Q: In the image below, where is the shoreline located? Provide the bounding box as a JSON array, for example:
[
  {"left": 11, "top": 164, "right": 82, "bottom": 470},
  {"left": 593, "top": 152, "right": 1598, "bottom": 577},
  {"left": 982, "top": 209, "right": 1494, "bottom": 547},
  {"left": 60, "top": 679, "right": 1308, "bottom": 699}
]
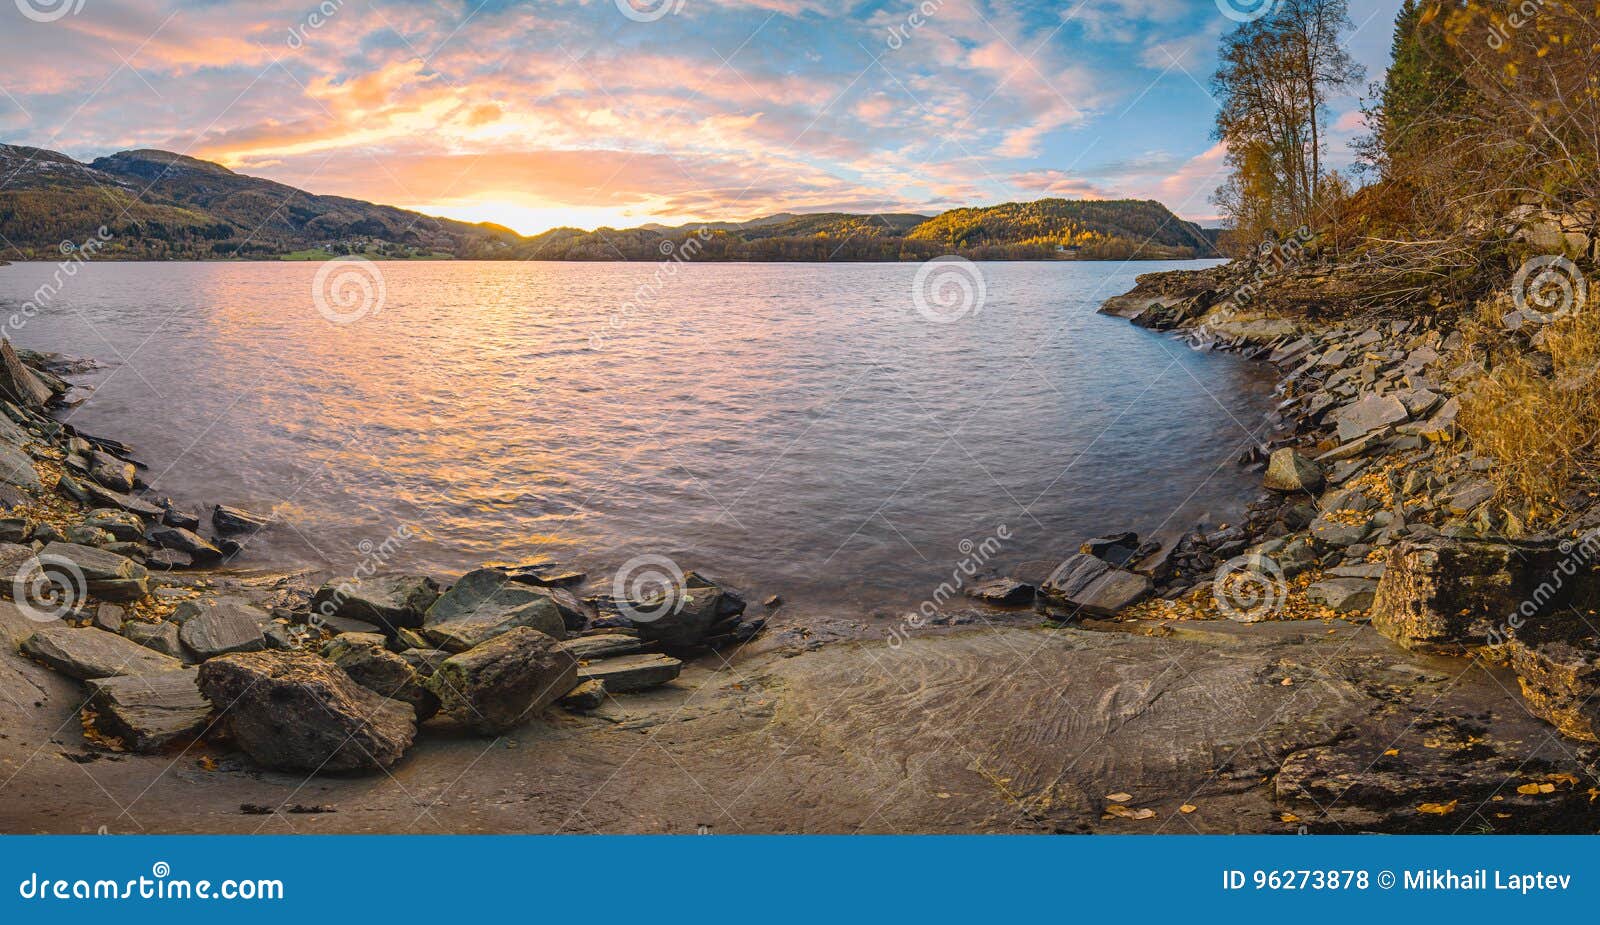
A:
[{"left": 2, "top": 264, "right": 1599, "bottom": 833}]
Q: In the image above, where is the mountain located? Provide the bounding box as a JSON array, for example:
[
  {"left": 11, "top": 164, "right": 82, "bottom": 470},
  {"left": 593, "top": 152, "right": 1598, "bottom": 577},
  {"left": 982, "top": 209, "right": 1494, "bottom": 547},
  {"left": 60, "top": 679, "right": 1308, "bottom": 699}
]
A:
[{"left": 0, "top": 144, "right": 1216, "bottom": 261}]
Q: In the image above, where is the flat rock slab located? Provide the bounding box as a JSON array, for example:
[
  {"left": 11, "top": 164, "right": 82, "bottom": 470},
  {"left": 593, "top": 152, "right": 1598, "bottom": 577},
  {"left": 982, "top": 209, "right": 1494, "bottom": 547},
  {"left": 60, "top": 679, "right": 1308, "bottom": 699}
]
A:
[
  {"left": 21, "top": 625, "right": 184, "bottom": 679},
  {"left": 37, "top": 541, "right": 149, "bottom": 602},
  {"left": 311, "top": 574, "right": 439, "bottom": 631},
  {"left": 559, "top": 634, "right": 649, "bottom": 660},
  {"left": 1040, "top": 554, "right": 1152, "bottom": 617},
  {"left": 1334, "top": 393, "right": 1409, "bottom": 442},
  {"left": 177, "top": 601, "right": 267, "bottom": 660},
  {"left": 578, "top": 653, "right": 683, "bottom": 693},
  {"left": 423, "top": 568, "right": 565, "bottom": 652},
  {"left": 86, "top": 670, "right": 211, "bottom": 752}
]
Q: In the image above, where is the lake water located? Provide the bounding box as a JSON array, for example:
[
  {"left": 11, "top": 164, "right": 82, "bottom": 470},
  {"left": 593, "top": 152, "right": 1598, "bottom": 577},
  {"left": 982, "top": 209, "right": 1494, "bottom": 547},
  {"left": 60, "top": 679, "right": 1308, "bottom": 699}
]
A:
[{"left": 0, "top": 259, "right": 1276, "bottom": 613}]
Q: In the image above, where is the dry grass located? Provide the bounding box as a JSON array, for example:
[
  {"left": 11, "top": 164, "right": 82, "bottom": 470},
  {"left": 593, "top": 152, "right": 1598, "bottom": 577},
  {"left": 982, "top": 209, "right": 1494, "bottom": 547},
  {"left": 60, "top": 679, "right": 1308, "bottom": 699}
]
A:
[{"left": 1459, "top": 292, "right": 1600, "bottom": 511}]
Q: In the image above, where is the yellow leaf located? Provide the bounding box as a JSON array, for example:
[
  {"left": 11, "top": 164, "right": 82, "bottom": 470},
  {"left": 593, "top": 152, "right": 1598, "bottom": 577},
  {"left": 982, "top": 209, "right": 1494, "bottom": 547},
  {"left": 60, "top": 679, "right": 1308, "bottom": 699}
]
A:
[
  {"left": 1419, "top": 800, "right": 1458, "bottom": 815},
  {"left": 1106, "top": 792, "right": 1132, "bottom": 803},
  {"left": 1281, "top": 812, "right": 1300, "bottom": 823},
  {"left": 1180, "top": 804, "right": 1197, "bottom": 814},
  {"left": 1517, "top": 783, "right": 1542, "bottom": 795},
  {"left": 1383, "top": 748, "right": 1399, "bottom": 757}
]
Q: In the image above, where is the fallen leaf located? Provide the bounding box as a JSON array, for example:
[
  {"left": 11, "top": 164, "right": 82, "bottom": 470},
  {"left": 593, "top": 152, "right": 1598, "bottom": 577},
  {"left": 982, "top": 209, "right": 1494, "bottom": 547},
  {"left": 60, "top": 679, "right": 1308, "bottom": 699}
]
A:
[
  {"left": 198, "top": 756, "right": 218, "bottom": 772},
  {"left": 1280, "top": 812, "right": 1300, "bottom": 823},
  {"left": 1517, "top": 783, "right": 1542, "bottom": 795},
  {"left": 1180, "top": 804, "right": 1197, "bottom": 814},
  {"left": 1419, "top": 800, "right": 1458, "bottom": 815},
  {"left": 1383, "top": 748, "right": 1399, "bottom": 757},
  {"left": 1106, "top": 792, "right": 1132, "bottom": 803}
]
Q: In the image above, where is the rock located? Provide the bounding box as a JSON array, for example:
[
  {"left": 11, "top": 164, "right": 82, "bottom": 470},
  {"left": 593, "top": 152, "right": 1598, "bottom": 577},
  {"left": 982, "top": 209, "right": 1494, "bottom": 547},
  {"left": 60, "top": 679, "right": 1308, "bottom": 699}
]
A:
[
  {"left": 198, "top": 651, "right": 415, "bottom": 773},
  {"left": 558, "top": 633, "right": 649, "bottom": 660},
  {"left": 212, "top": 504, "right": 270, "bottom": 535},
  {"left": 422, "top": 568, "right": 565, "bottom": 652},
  {"left": 1306, "top": 578, "right": 1378, "bottom": 613},
  {"left": 1371, "top": 538, "right": 1584, "bottom": 655},
  {"left": 496, "top": 561, "right": 586, "bottom": 587},
  {"left": 1039, "top": 553, "right": 1153, "bottom": 617},
  {"left": 577, "top": 653, "right": 683, "bottom": 693},
  {"left": 1509, "top": 639, "right": 1600, "bottom": 741},
  {"left": 1307, "top": 511, "right": 1374, "bottom": 548},
  {"left": 83, "top": 483, "right": 163, "bottom": 519},
  {"left": 89, "top": 451, "right": 135, "bottom": 492},
  {"left": 1262, "top": 449, "right": 1324, "bottom": 493},
  {"left": 20, "top": 625, "right": 184, "bottom": 679},
  {"left": 424, "top": 627, "right": 578, "bottom": 734},
  {"left": 38, "top": 541, "right": 149, "bottom": 601},
  {"left": 397, "top": 647, "right": 450, "bottom": 677},
  {"left": 1079, "top": 533, "right": 1139, "bottom": 559},
  {"left": 144, "top": 548, "right": 193, "bottom": 571},
  {"left": 964, "top": 577, "right": 1035, "bottom": 606},
  {"left": 621, "top": 571, "right": 739, "bottom": 650},
  {"left": 1315, "top": 432, "right": 1385, "bottom": 463},
  {"left": 91, "top": 602, "right": 124, "bottom": 633},
  {"left": 311, "top": 574, "right": 440, "bottom": 632},
  {"left": 1444, "top": 479, "right": 1495, "bottom": 514},
  {"left": 119, "top": 620, "right": 185, "bottom": 659},
  {"left": 85, "top": 670, "right": 210, "bottom": 752},
  {"left": 82, "top": 508, "right": 145, "bottom": 542},
  {"left": 0, "top": 340, "right": 54, "bottom": 409},
  {"left": 64, "top": 524, "right": 116, "bottom": 547},
  {"left": 322, "top": 634, "right": 438, "bottom": 721},
  {"left": 0, "top": 444, "right": 40, "bottom": 491},
  {"left": 161, "top": 503, "right": 201, "bottom": 531},
  {"left": 176, "top": 599, "right": 268, "bottom": 660},
  {"left": 147, "top": 525, "right": 223, "bottom": 565},
  {"left": 1333, "top": 393, "right": 1409, "bottom": 442},
  {"left": 0, "top": 516, "right": 30, "bottom": 543},
  {"left": 558, "top": 678, "right": 606, "bottom": 711}
]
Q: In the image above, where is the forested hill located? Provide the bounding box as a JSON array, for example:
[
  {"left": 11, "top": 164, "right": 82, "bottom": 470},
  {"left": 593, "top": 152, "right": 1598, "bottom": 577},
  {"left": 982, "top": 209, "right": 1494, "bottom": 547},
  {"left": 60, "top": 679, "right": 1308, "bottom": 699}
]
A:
[{"left": 0, "top": 144, "right": 1216, "bottom": 261}]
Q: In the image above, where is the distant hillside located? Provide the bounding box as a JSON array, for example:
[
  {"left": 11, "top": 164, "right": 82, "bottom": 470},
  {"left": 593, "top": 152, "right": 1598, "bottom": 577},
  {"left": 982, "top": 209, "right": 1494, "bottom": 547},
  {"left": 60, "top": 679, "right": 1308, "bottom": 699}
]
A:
[{"left": 0, "top": 144, "right": 1216, "bottom": 261}]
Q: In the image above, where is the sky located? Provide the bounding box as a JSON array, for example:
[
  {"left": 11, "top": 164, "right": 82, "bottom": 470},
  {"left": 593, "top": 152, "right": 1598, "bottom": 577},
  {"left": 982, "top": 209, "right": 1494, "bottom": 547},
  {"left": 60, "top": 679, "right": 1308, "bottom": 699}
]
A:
[{"left": 0, "top": 0, "right": 1404, "bottom": 234}]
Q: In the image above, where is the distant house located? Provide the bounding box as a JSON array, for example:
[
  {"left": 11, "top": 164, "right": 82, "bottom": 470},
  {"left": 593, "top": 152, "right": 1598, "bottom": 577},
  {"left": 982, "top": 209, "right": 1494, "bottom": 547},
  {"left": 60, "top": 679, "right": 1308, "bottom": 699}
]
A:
[{"left": 1055, "top": 245, "right": 1080, "bottom": 257}]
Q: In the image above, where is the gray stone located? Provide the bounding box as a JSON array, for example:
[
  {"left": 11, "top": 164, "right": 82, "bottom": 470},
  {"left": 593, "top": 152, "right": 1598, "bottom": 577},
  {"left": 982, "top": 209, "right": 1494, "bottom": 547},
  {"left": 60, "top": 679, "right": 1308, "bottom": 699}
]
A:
[
  {"left": 1444, "top": 479, "right": 1495, "bottom": 514},
  {"left": 311, "top": 574, "right": 440, "bottom": 632},
  {"left": 322, "top": 633, "right": 438, "bottom": 721},
  {"left": 84, "top": 484, "right": 163, "bottom": 519},
  {"left": 1333, "top": 394, "right": 1409, "bottom": 442},
  {"left": 0, "top": 516, "right": 31, "bottom": 543},
  {"left": 20, "top": 625, "right": 184, "bottom": 679},
  {"left": 1039, "top": 553, "right": 1153, "bottom": 617},
  {"left": 197, "top": 650, "right": 415, "bottom": 773},
  {"left": 577, "top": 653, "right": 683, "bottom": 693},
  {"left": 1307, "top": 578, "right": 1378, "bottom": 613},
  {"left": 423, "top": 568, "right": 565, "bottom": 652},
  {"left": 85, "top": 670, "right": 210, "bottom": 752},
  {"left": 0, "top": 340, "right": 53, "bottom": 409},
  {"left": 619, "top": 571, "right": 740, "bottom": 650},
  {"left": 91, "top": 602, "right": 124, "bottom": 633},
  {"left": 1508, "top": 640, "right": 1600, "bottom": 742},
  {"left": 37, "top": 541, "right": 149, "bottom": 601},
  {"left": 1307, "top": 511, "right": 1374, "bottom": 548},
  {"left": 147, "top": 526, "right": 223, "bottom": 565},
  {"left": 119, "top": 620, "right": 185, "bottom": 659},
  {"left": 211, "top": 504, "right": 270, "bottom": 535},
  {"left": 558, "top": 678, "right": 606, "bottom": 711},
  {"left": 964, "top": 577, "right": 1035, "bottom": 606},
  {"left": 89, "top": 451, "right": 135, "bottom": 492},
  {"left": 424, "top": 627, "right": 579, "bottom": 734},
  {"left": 1263, "top": 449, "right": 1324, "bottom": 493},
  {"left": 496, "top": 561, "right": 587, "bottom": 587},
  {"left": 82, "top": 508, "right": 145, "bottom": 541},
  {"left": 177, "top": 600, "right": 268, "bottom": 660},
  {"left": 0, "top": 444, "right": 40, "bottom": 491},
  {"left": 558, "top": 633, "right": 649, "bottom": 660}
]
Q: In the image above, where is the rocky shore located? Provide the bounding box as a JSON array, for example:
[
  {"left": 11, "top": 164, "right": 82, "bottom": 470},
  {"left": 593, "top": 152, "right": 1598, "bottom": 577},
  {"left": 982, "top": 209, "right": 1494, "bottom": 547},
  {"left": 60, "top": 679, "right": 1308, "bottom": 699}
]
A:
[{"left": 3, "top": 259, "right": 1600, "bottom": 833}]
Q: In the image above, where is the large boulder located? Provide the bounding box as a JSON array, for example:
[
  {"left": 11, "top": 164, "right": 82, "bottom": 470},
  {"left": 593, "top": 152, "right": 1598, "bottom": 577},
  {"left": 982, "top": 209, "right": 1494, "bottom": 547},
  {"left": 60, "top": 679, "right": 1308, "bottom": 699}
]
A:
[
  {"left": 20, "top": 625, "right": 184, "bottom": 679},
  {"left": 1039, "top": 553, "right": 1153, "bottom": 617},
  {"left": 322, "top": 633, "right": 439, "bottom": 721},
  {"left": 85, "top": 670, "right": 211, "bottom": 752},
  {"left": 424, "top": 627, "right": 578, "bottom": 734},
  {"left": 37, "top": 541, "right": 149, "bottom": 601},
  {"left": 1372, "top": 538, "right": 1591, "bottom": 655},
  {"left": 197, "top": 650, "right": 416, "bottom": 773},
  {"left": 422, "top": 568, "right": 565, "bottom": 652},
  {"left": 311, "top": 574, "right": 440, "bottom": 632}
]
